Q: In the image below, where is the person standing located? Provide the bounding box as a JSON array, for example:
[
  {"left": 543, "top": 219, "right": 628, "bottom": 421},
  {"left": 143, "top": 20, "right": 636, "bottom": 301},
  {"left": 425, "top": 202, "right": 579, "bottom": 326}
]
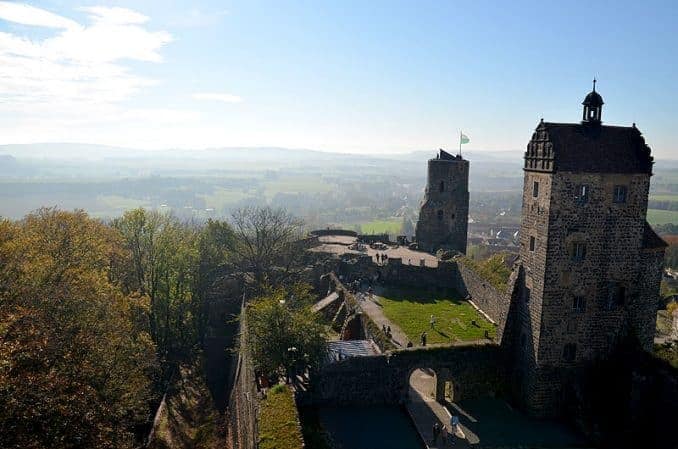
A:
[
  {"left": 421, "top": 331, "right": 427, "bottom": 346},
  {"left": 432, "top": 421, "right": 440, "bottom": 445},
  {"left": 430, "top": 314, "right": 436, "bottom": 329}
]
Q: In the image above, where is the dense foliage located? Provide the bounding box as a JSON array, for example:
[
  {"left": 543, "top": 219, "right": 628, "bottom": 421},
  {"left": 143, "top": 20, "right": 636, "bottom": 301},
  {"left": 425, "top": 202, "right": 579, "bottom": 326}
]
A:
[
  {"left": 0, "top": 208, "right": 239, "bottom": 448},
  {"left": 0, "top": 204, "right": 319, "bottom": 448},
  {"left": 247, "top": 284, "right": 327, "bottom": 380},
  {"left": 0, "top": 209, "right": 157, "bottom": 448}
]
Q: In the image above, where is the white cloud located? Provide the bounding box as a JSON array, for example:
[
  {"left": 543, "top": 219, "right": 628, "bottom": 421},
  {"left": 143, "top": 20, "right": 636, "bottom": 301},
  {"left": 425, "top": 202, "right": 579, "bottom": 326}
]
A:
[
  {"left": 0, "top": 3, "right": 173, "bottom": 126},
  {"left": 0, "top": 2, "right": 79, "bottom": 29},
  {"left": 78, "top": 6, "right": 149, "bottom": 25},
  {"left": 192, "top": 92, "right": 243, "bottom": 103}
]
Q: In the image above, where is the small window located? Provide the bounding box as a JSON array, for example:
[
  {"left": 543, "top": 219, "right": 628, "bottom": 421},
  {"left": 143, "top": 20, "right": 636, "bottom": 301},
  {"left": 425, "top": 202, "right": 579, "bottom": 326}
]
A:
[
  {"left": 576, "top": 185, "right": 589, "bottom": 204},
  {"left": 563, "top": 343, "right": 577, "bottom": 362},
  {"left": 532, "top": 181, "right": 539, "bottom": 198},
  {"left": 613, "top": 185, "right": 627, "bottom": 203},
  {"left": 437, "top": 210, "right": 443, "bottom": 221},
  {"left": 572, "top": 242, "right": 586, "bottom": 262},
  {"left": 529, "top": 236, "right": 535, "bottom": 252},
  {"left": 572, "top": 296, "right": 586, "bottom": 312},
  {"left": 439, "top": 181, "right": 445, "bottom": 192},
  {"left": 606, "top": 282, "right": 625, "bottom": 310}
]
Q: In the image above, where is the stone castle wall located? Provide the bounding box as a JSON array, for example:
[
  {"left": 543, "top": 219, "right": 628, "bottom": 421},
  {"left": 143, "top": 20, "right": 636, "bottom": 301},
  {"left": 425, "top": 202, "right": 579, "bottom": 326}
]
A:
[
  {"left": 516, "top": 164, "right": 665, "bottom": 416},
  {"left": 301, "top": 344, "right": 503, "bottom": 407},
  {"left": 225, "top": 305, "right": 258, "bottom": 449},
  {"left": 415, "top": 155, "right": 469, "bottom": 253}
]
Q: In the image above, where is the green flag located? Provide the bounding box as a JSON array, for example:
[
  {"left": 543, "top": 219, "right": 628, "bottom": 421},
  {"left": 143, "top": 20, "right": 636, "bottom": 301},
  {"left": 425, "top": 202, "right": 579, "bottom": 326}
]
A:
[{"left": 460, "top": 133, "right": 470, "bottom": 145}]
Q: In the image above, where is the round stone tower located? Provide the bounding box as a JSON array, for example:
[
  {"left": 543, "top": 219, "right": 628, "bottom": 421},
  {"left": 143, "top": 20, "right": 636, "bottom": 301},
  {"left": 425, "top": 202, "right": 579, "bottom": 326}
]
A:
[{"left": 415, "top": 149, "right": 469, "bottom": 253}]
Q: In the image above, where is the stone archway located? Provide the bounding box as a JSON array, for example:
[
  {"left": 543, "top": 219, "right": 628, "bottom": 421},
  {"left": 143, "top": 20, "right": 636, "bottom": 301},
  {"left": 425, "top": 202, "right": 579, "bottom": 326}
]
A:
[{"left": 408, "top": 367, "right": 439, "bottom": 403}]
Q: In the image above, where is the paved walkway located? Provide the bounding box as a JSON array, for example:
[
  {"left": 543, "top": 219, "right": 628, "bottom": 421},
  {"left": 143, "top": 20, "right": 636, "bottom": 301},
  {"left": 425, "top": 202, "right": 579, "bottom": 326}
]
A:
[
  {"left": 312, "top": 291, "right": 339, "bottom": 313},
  {"left": 406, "top": 368, "right": 474, "bottom": 448},
  {"left": 358, "top": 293, "right": 411, "bottom": 348}
]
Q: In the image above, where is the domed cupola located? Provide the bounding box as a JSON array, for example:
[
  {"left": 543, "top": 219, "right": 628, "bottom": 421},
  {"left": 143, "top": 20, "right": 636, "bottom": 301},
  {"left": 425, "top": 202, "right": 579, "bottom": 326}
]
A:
[{"left": 582, "top": 78, "right": 604, "bottom": 124}]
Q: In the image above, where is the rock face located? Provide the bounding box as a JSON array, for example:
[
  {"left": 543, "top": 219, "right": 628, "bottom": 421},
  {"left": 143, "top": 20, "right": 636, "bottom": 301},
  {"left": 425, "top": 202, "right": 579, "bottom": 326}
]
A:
[
  {"left": 415, "top": 149, "right": 469, "bottom": 254},
  {"left": 513, "top": 86, "right": 668, "bottom": 416}
]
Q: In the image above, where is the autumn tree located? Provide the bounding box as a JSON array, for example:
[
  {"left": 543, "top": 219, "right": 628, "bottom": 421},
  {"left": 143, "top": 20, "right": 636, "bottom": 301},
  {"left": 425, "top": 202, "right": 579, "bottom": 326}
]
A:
[{"left": 0, "top": 209, "right": 157, "bottom": 449}]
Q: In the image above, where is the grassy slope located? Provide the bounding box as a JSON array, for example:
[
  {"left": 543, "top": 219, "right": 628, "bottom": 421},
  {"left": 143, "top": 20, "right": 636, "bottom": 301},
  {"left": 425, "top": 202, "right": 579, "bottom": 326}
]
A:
[
  {"left": 376, "top": 287, "right": 496, "bottom": 345},
  {"left": 647, "top": 209, "right": 678, "bottom": 225},
  {"left": 258, "top": 385, "right": 304, "bottom": 449},
  {"left": 149, "top": 362, "right": 224, "bottom": 449}
]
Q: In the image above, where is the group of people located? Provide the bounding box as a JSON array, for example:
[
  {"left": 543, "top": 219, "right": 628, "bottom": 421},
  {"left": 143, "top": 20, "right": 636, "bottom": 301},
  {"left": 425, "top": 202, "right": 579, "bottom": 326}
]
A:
[
  {"left": 381, "top": 324, "right": 392, "bottom": 339},
  {"left": 432, "top": 414, "right": 460, "bottom": 447},
  {"left": 375, "top": 252, "right": 389, "bottom": 264}
]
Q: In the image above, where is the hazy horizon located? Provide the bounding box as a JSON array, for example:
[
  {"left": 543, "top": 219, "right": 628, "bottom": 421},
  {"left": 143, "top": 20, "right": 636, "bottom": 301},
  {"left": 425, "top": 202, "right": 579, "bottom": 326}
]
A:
[{"left": 1, "top": 1, "right": 677, "bottom": 157}]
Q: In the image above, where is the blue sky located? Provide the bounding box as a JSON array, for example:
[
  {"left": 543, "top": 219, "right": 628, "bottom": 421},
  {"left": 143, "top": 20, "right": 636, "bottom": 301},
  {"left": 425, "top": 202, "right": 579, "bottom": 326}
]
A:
[{"left": 0, "top": 0, "right": 676, "bottom": 156}]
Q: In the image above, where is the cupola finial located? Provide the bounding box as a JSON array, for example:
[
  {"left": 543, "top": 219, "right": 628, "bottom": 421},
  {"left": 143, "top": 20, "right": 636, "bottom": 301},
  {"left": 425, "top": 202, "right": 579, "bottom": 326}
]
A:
[{"left": 582, "top": 80, "right": 603, "bottom": 124}]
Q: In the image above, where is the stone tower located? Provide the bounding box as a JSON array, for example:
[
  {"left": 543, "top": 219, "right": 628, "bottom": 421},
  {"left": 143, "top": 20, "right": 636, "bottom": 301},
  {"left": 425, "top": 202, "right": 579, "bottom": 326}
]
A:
[
  {"left": 513, "top": 81, "right": 667, "bottom": 416},
  {"left": 415, "top": 149, "right": 469, "bottom": 253}
]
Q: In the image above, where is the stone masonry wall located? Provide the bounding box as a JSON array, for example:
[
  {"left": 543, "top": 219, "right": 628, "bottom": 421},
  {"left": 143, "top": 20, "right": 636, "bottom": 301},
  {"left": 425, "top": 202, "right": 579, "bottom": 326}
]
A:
[
  {"left": 416, "top": 156, "right": 469, "bottom": 253},
  {"left": 225, "top": 306, "right": 258, "bottom": 449},
  {"left": 301, "top": 344, "right": 503, "bottom": 407}
]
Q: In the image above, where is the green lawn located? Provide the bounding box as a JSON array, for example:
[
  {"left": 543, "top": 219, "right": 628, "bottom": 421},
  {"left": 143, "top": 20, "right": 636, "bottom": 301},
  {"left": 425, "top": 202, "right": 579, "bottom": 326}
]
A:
[
  {"left": 650, "top": 194, "right": 678, "bottom": 202},
  {"left": 647, "top": 209, "right": 678, "bottom": 225},
  {"left": 376, "top": 287, "right": 496, "bottom": 345},
  {"left": 359, "top": 218, "right": 402, "bottom": 235},
  {"left": 258, "top": 385, "right": 304, "bottom": 449}
]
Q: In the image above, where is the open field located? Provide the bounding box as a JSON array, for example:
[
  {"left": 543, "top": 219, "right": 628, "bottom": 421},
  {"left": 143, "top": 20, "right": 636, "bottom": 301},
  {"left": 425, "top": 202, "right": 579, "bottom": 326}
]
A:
[
  {"left": 358, "top": 218, "right": 402, "bottom": 234},
  {"left": 650, "top": 194, "right": 678, "bottom": 202},
  {"left": 375, "top": 286, "right": 496, "bottom": 345},
  {"left": 647, "top": 209, "right": 678, "bottom": 225}
]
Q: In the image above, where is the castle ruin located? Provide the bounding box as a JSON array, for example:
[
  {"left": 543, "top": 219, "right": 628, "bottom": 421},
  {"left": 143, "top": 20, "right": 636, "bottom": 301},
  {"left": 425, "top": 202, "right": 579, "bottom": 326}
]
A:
[{"left": 415, "top": 149, "right": 469, "bottom": 253}]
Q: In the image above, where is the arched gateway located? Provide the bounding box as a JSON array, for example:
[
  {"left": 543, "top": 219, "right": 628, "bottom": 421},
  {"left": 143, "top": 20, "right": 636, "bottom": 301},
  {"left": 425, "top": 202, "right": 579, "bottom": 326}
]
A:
[{"left": 302, "top": 343, "right": 504, "bottom": 407}]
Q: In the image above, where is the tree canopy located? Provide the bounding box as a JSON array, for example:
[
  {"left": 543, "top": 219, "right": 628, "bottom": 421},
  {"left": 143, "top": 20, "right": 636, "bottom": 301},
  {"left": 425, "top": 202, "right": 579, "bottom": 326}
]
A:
[
  {"left": 0, "top": 209, "right": 157, "bottom": 449},
  {"left": 246, "top": 284, "right": 327, "bottom": 380}
]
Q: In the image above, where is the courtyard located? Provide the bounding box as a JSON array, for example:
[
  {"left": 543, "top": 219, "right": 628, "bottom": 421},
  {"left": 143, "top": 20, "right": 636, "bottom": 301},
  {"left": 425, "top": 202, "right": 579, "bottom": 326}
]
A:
[{"left": 373, "top": 286, "right": 496, "bottom": 345}]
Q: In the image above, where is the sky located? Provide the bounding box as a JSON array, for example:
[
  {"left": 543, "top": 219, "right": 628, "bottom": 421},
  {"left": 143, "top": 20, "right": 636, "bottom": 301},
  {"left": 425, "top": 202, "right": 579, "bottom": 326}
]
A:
[{"left": 0, "top": 0, "right": 676, "bottom": 157}]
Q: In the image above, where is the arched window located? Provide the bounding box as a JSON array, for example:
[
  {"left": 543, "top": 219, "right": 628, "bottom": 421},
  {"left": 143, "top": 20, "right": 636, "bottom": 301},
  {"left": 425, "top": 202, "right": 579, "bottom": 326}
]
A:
[
  {"left": 437, "top": 210, "right": 443, "bottom": 221},
  {"left": 439, "top": 181, "right": 445, "bottom": 192}
]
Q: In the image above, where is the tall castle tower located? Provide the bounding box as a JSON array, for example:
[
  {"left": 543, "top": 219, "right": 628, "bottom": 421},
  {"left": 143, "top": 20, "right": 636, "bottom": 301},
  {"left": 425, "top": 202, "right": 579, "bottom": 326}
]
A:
[
  {"left": 415, "top": 149, "right": 469, "bottom": 253},
  {"left": 514, "top": 82, "right": 667, "bottom": 416}
]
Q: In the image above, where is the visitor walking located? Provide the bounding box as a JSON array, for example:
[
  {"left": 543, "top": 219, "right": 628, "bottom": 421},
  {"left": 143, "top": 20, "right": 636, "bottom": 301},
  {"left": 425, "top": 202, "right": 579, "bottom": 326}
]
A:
[
  {"left": 430, "top": 314, "right": 436, "bottom": 329},
  {"left": 450, "top": 413, "right": 460, "bottom": 444},
  {"left": 420, "top": 331, "right": 427, "bottom": 346},
  {"left": 432, "top": 421, "right": 440, "bottom": 445}
]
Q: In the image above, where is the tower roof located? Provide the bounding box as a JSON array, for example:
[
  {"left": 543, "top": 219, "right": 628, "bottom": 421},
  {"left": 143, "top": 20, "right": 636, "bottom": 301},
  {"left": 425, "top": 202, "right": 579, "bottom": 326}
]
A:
[
  {"left": 524, "top": 121, "right": 653, "bottom": 174},
  {"left": 583, "top": 90, "right": 604, "bottom": 107},
  {"left": 583, "top": 79, "right": 604, "bottom": 107}
]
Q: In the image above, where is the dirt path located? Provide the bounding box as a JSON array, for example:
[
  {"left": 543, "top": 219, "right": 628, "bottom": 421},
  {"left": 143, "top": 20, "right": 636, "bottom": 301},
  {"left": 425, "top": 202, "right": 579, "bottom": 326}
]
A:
[{"left": 359, "top": 293, "right": 411, "bottom": 348}]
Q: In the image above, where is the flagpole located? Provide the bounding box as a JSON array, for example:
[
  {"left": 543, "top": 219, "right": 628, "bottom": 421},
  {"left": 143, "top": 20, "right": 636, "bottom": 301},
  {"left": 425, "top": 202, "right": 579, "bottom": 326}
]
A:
[{"left": 459, "top": 131, "right": 462, "bottom": 157}]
